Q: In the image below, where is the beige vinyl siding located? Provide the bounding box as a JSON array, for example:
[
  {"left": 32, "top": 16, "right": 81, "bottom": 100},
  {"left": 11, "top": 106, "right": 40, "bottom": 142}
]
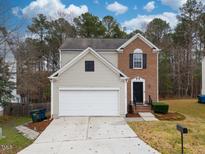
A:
[
  {"left": 52, "top": 52, "right": 126, "bottom": 117},
  {"left": 99, "top": 52, "right": 118, "bottom": 67},
  {"left": 61, "top": 51, "right": 79, "bottom": 67},
  {"left": 61, "top": 50, "right": 118, "bottom": 67}
]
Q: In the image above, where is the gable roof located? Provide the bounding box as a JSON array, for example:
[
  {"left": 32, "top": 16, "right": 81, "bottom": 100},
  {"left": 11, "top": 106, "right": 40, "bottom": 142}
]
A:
[
  {"left": 117, "top": 33, "right": 160, "bottom": 52},
  {"left": 59, "top": 38, "right": 127, "bottom": 51},
  {"left": 59, "top": 34, "right": 160, "bottom": 52},
  {"left": 49, "top": 47, "right": 128, "bottom": 79}
]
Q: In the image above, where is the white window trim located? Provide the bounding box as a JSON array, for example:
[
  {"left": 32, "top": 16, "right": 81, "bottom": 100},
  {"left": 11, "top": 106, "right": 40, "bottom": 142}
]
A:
[
  {"left": 131, "top": 77, "right": 146, "bottom": 104},
  {"left": 133, "top": 49, "right": 143, "bottom": 69}
]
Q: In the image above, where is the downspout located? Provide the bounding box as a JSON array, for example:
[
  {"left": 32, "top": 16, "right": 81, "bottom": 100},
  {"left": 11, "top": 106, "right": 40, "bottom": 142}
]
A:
[
  {"left": 157, "top": 51, "right": 159, "bottom": 101},
  {"left": 124, "top": 78, "right": 129, "bottom": 116},
  {"left": 50, "top": 78, "right": 54, "bottom": 119}
]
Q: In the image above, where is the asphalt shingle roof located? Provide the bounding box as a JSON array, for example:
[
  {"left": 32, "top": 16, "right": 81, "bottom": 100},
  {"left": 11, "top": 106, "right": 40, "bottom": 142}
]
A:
[{"left": 59, "top": 38, "right": 128, "bottom": 51}]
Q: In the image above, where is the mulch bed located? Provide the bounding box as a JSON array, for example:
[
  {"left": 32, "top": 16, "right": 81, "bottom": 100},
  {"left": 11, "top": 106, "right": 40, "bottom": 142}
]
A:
[
  {"left": 26, "top": 118, "right": 53, "bottom": 133},
  {"left": 126, "top": 113, "right": 140, "bottom": 118},
  {"left": 155, "top": 112, "right": 185, "bottom": 121}
]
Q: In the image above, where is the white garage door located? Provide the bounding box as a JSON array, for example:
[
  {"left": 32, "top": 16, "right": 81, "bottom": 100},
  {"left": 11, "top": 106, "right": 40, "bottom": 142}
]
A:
[{"left": 59, "top": 88, "right": 119, "bottom": 116}]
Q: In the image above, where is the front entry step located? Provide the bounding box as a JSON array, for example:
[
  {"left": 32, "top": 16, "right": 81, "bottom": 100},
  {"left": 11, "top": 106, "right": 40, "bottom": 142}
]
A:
[{"left": 134, "top": 105, "right": 151, "bottom": 113}]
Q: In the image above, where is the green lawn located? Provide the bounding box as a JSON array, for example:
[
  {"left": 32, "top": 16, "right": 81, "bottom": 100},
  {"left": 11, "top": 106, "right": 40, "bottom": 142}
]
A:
[
  {"left": 0, "top": 116, "right": 33, "bottom": 154},
  {"left": 129, "top": 99, "right": 205, "bottom": 154}
]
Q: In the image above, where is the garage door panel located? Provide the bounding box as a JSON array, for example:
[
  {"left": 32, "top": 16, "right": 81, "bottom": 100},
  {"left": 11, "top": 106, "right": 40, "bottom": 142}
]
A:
[{"left": 59, "top": 89, "right": 119, "bottom": 116}]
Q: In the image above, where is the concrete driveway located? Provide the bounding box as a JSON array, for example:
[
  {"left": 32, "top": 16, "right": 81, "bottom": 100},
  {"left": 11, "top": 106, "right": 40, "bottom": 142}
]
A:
[{"left": 19, "top": 117, "right": 159, "bottom": 154}]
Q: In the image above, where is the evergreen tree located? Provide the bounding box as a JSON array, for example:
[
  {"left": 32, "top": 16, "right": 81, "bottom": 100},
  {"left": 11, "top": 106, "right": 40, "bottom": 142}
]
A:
[
  {"left": 74, "top": 13, "right": 106, "bottom": 38},
  {"left": 102, "top": 16, "right": 126, "bottom": 38},
  {"left": 0, "top": 57, "right": 14, "bottom": 106},
  {"left": 145, "top": 18, "right": 172, "bottom": 98}
]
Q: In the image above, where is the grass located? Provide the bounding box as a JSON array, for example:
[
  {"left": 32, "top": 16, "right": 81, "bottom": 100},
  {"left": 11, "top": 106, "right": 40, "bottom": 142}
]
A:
[
  {"left": 128, "top": 99, "right": 205, "bottom": 154},
  {"left": 0, "top": 116, "right": 33, "bottom": 154},
  {"left": 155, "top": 112, "right": 186, "bottom": 121}
]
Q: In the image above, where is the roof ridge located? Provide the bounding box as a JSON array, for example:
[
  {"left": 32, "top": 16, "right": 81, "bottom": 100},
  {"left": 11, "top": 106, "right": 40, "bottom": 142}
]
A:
[
  {"left": 60, "top": 38, "right": 128, "bottom": 50},
  {"left": 65, "top": 38, "right": 128, "bottom": 40}
]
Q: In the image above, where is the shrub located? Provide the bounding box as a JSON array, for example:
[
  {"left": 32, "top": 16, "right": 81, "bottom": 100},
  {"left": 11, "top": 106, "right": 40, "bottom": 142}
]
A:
[{"left": 152, "top": 102, "right": 169, "bottom": 114}]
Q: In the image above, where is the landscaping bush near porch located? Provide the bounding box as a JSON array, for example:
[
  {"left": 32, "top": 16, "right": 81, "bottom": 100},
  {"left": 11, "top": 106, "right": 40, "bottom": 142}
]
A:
[{"left": 152, "top": 102, "right": 169, "bottom": 114}]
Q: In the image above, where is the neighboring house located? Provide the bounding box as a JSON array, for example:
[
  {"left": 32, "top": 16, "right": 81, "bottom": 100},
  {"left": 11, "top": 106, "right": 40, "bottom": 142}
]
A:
[
  {"left": 49, "top": 33, "right": 160, "bottom": 118},
  {"left": 202, "top": 57, "right": 205, "bottom": 95}
]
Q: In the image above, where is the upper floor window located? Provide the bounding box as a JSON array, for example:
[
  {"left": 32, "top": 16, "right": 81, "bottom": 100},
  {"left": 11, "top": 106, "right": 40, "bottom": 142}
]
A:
[
  {"left": 133, "top": 54, "right": 143, "bottom": 69},
  {"left": 85, "top": 61, "right": 94, "bottom": 72},
  {"left": 129, "top": 49, "right": 147, "bottom": 69}
]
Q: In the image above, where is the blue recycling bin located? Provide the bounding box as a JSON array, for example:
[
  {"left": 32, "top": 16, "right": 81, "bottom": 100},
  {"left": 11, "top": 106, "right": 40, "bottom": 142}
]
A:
[{"left": 197, "top": 95, "right": 205, "bottom": 104}]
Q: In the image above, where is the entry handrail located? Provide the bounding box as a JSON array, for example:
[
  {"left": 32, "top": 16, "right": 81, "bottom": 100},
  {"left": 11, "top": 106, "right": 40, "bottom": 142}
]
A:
[{"left": 148, "top": 95, "right": 153, "bottom": 105}]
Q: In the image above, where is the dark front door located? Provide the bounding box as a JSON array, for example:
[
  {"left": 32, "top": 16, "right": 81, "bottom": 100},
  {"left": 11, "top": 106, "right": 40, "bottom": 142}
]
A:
[{"left": 133, "top": 82, "right": 143, "bottom": 104}]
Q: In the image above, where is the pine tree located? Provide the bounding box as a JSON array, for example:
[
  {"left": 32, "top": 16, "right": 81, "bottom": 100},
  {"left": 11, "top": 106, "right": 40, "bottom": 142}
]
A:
[{"left": 0, "top": 57, "right": 14, "bottom": 106}]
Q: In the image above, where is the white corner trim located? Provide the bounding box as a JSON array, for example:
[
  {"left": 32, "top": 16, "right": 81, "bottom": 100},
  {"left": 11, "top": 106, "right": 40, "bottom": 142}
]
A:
[
  {"left": 202, "top": 57, "right": 205, "bottom": 94},
  {"left": 117, "top": 33, "right": 160, "bottom": 52},
  {"left": 131, "top": 77, "right": 146, "bottom": 104},
  {"left": 50, "top": 79, "right": 54, "bottom": 117},
  {"left": 157, "top": 52, "right": 159, "bottom": 101},
  {"left": 124, "top": 80, "right": 128, "bottom": 115},
  {"left": 49, "top": 47, "right": 128, "bottom": 79}
]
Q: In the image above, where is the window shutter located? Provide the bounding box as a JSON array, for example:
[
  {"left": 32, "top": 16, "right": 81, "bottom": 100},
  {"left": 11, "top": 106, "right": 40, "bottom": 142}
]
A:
[
  {"left": 143, "top": 54, "right": 147, "bottom": 69},
  {"left": 129, "top": 54, "right": 133, "bottom": 69}
]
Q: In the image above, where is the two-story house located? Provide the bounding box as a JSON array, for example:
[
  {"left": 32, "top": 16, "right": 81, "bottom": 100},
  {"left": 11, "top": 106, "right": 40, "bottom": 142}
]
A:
[{"left": 49, "top": 33, "right": 160, "bottom": 118}]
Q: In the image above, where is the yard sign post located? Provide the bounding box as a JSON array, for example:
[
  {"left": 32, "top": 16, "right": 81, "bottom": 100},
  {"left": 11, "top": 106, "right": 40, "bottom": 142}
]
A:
[{"left": 176, "top": 124, "right": 188, "bottom": 154}]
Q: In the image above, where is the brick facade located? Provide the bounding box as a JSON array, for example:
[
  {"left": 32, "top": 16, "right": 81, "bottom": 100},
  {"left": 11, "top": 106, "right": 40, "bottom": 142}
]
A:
[{"left": 118, "top": 37, "right": 158, "bottom": 104}]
